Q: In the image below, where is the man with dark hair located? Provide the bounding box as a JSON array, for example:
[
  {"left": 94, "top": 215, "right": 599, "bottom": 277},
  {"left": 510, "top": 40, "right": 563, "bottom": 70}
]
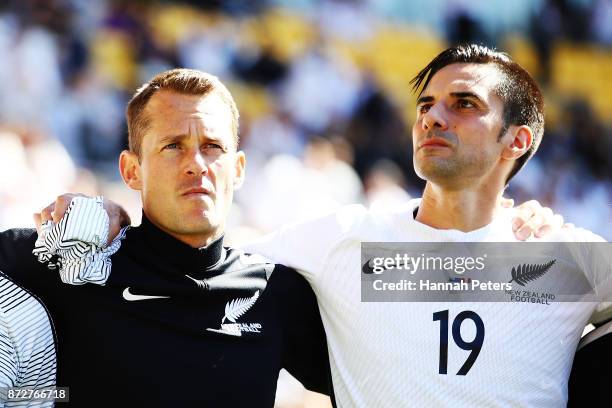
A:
[
  {"left": 0, "top": 68, "right": 331, "bottom": 407},
  {"left": 410, "top": 43, "right": 545, "bottom": 183},
  {"left": 237, "top": 44, "right": 608, "bottom": 406}
]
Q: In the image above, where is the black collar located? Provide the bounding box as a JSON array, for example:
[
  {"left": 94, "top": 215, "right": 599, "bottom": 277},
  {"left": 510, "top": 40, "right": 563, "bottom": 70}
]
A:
[{"left": 139, "top": 213, "right": 226, "bottom": 271}]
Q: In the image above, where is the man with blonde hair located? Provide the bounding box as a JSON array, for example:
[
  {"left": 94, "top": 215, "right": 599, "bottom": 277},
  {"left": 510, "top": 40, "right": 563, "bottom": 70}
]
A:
[{"left": 0, "top": 69, "right": 330, "bottom": 407}]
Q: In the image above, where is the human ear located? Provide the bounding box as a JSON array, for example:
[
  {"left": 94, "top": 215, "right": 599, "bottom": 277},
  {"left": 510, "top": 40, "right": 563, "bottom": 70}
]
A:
[
  {"left": 119, "top": 150, "right": 143, "bottom": 191},
  {"left": 233, "top": 151, "right": 246, "bottom": 190},
  {"left": 501, "top": 125, "right": 533, "bottom": 160}
]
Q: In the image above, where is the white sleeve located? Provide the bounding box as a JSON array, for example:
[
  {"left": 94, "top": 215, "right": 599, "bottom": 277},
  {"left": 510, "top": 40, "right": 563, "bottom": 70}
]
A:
[
  {"left": 241, "top": 205, "right": 368, "bottom": 280},
  {"left": 559, "top": 228, "right": 612, "bottom": 324},
  {"left": 0, "top": 274, "right": 56, "bottom": 407},
  {"left": 0, "top": 312, "right": 18, "bottom": 388},
  {"left": 586, "top": 239, "right": 612, "bottom": 324},
  {"left": 32, "top": 196, "right": 127, "bottom": 286}
]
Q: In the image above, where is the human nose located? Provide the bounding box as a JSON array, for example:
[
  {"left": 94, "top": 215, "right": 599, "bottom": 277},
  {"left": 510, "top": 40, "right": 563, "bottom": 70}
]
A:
[
  {"left": 421, "top": 104, "right": 448, "bottom": 131},
  {"left": 185, "top": 148, "right": 208, "bottom": 176}
]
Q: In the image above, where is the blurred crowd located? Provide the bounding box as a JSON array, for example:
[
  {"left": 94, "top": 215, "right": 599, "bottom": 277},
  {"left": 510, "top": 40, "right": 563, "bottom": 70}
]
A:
[{"left": 0, "top": 0, "right": 610, "bottom": 240}]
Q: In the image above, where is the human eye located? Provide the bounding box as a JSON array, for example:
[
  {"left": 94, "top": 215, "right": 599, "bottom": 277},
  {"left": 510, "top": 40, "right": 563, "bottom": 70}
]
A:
[
  {"left": 203, "top": 142, "right": 225, "bottom": 152},
  {"left": 163, "top": 142, "right": 179, "bottom": 150},
  {"left": 418, "top": 103, "right": 432, "bottom": 114},
  {"left": 455, "top": 99, "right": 476, "bottom": 109}
]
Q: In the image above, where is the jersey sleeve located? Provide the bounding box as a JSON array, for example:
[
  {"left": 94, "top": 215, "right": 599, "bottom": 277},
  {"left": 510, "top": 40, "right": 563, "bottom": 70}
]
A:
[
  {"left": 0, "top": 272, "right": 56, "bottom": 394},
  {"left": 557, "top": 228, "right": 612, "bottom": 324},
  {"left": 584, "top": 240, "right": 612, "bottom": 324},
  {"left": 0, "top": 195, "right": 119, "bottom": 288},
  {"left": 31, "top": 196, "right": 127, "bottom": 286},
  {"left": 272, "top": 265, "right": 331, "bottom": 395},
  {"left": 241, "top": 204, "right": 367, "bottom": 280},
  {"left": 0, "top": 307, "right": 18, "bottom": 389}
]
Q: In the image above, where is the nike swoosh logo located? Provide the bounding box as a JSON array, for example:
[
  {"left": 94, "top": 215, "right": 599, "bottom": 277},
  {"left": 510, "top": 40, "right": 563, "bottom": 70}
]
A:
[
  {"left": 122, "top": 287, "right": 171, "bottom": 301},
  {"left": 361, "top": 258, "right": 405, "bottom": 274},
  {"left": 362, "top": 259, "right": 375, "bottom": 274}
]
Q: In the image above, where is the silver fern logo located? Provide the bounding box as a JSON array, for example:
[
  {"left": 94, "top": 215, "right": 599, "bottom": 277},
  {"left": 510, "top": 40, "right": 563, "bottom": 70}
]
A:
[
  {"left": 223, "top": 291, "right": 259, "bottom": 323},
  {"left": 207, "top": 291, "right": 263, "bottom": 336},
  {"left": 508, "top": 260, "right": 556, "bottom": 286},
  {"left": 507, "top": 260, "right": 557, "bottom": 305}
]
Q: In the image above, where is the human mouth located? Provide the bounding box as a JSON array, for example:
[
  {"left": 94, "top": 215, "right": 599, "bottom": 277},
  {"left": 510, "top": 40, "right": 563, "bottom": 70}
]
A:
[
  {"left": 418, "top": 138, "right": 451, "bottom": 150},
  {"left": 182, "top": 187, "right": 212, "bottom": 196}
]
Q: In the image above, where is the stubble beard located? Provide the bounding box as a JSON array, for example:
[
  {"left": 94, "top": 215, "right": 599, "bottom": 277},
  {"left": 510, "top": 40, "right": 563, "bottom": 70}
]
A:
[{"left": 415, "top": 150, "right": 495, "bottom": 189}]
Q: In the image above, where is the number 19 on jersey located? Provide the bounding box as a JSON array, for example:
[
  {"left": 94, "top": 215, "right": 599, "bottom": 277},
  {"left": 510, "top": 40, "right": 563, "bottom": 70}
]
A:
[{"left": 433, "top": 310, "right": 485, "bottom": 375}]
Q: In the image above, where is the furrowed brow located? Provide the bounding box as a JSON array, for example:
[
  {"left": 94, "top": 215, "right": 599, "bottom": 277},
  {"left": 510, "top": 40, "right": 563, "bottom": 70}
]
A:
[{"left": 158, "top": 134, "right": 188, "bottom": 145}]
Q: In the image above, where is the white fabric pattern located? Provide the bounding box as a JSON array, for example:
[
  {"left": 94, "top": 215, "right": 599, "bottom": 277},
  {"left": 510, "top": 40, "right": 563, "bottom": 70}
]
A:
[
  {"left": 0, "top": 272, "right": 56, "bottom": 407},
  {"left": 32, "top": 196, "right": 128, "bottom": 285},
  {"left": 244, "top": 200, "right": 609, "bottom": 408}
]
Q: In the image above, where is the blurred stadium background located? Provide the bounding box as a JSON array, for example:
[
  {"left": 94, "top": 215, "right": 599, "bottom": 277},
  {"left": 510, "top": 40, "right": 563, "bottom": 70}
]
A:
[
  {"left": 0, "top": 0, "right": 610, "bottom": 405},
  {"left": 1, "top": 0, "right": 611, "bottom": 239}
]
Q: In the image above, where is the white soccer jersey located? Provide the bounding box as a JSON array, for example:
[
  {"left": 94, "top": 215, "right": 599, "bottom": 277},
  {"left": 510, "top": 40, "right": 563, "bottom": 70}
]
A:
[
  {"left": 245, "top": 199, "right": 609, "bottom": 408},
  {"left": 0, "top": 272, "right": 56, "bottom": 407}
]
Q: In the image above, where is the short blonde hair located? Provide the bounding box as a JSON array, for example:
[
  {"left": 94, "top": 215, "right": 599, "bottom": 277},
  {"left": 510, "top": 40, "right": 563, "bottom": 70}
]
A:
[{"left": 126, "top": 68, "right": 239, "bottom": 156}]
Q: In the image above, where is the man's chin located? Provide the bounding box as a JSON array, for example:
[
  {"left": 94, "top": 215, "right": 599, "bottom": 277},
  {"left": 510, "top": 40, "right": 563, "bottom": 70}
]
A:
[
  {"left": 181, "top": 211, "right": 216, "bottom": 229},
  {"left": 173, "top": 219, "right": 220, "bottom": 237},
  {"left": 415, "top": 163, "right": 455, "bottom": 181}
]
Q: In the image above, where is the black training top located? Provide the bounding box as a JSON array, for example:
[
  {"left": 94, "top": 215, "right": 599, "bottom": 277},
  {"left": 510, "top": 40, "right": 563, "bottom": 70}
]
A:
[{"left": 0, "top": 215, "right": 330, "bottom": 407}]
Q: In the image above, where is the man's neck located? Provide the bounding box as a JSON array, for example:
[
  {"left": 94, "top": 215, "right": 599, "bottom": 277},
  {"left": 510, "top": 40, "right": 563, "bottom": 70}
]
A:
[
  {"left": 173, "top": 232, "right": 222, "bottom": 249},
  {"left": 416, "top": 182, "right": 505, "bottom": 232},
  {"left": 144, "top": 212, "right": 223, "bottom": 249}
]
